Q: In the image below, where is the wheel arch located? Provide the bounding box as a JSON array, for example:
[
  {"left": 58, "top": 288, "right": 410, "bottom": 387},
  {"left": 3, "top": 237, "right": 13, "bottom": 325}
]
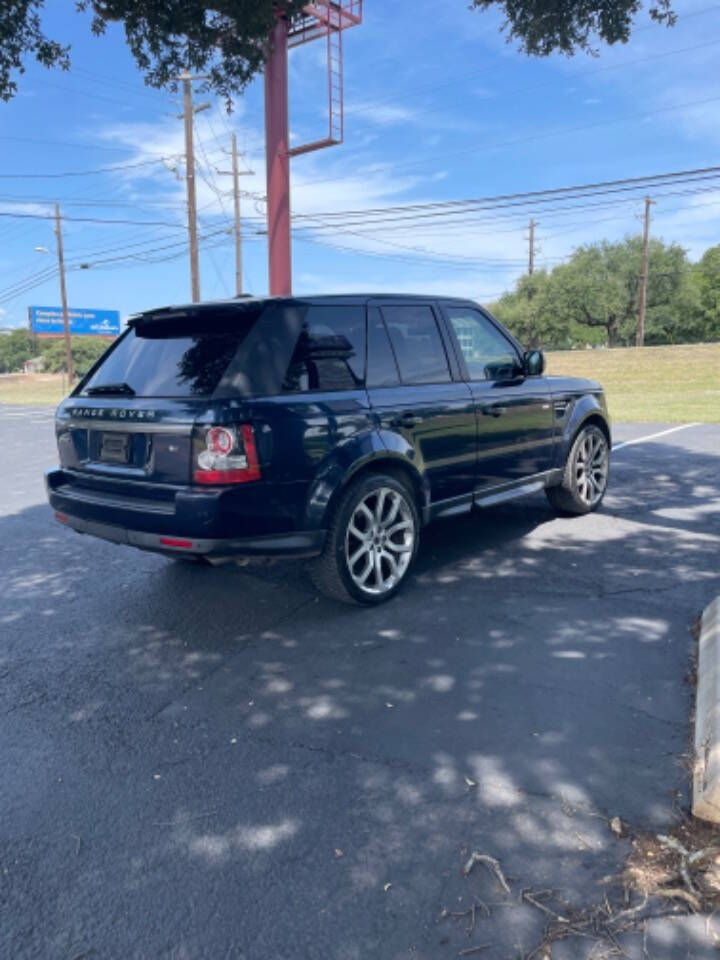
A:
[
  {"left": 579, "top": 413, "right": 611, "bottom": 445},
  {"left": 305, "top": 451, "right": 427, "bottom": 532},
  {"left": 559, "top": 396, "right": 611, "bottom": 465}
]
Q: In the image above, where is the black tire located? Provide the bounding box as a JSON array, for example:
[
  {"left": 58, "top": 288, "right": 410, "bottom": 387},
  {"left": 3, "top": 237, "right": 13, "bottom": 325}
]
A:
[
  {"left": 310, "top": 472, "right": 420, "bottom": 605},
  {"left": 545, "top": 424, "right": 610, "bottom": 516}
]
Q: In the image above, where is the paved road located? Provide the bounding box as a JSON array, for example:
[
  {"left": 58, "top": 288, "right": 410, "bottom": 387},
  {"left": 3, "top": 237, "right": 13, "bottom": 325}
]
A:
[{"left": 1, "top": 407, "right": 719, "bottom": 960}]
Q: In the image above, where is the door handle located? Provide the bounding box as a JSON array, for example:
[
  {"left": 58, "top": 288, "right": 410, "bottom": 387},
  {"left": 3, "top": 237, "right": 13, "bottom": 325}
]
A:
[
  {"left": 391, "top": 413, "right": 423, "bottom": 428},
  {"left": 481, "top": 405, "right": 506, "bottom": 417}
]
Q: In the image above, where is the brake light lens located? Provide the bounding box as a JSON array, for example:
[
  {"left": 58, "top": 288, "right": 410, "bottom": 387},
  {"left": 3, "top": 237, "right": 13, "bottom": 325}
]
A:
[{"left": 193, "top": 423, "right": 261, "bottom": 485}]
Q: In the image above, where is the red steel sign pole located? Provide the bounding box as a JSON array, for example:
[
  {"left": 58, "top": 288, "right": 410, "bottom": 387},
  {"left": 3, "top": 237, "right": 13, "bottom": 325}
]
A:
[
  {"left": 264, "top": 17, "right": 292, "bottom": 297},
  {"left": 263, "top": 3, "right": 362, "bottom": 297}
]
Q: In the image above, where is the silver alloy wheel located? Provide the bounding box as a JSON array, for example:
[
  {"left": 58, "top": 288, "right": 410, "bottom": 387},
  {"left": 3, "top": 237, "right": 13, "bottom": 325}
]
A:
[
  {"left": 345, "top": 486, "right": 415, "bottom": 596},
  {"left": 575, "top": 431, "right": 609, "bottom": 506}
]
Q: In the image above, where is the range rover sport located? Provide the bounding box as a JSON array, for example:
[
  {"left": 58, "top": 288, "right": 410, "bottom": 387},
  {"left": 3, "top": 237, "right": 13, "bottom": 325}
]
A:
[{"left": 46, "top": 295, "right": 611, "bottom": 604}]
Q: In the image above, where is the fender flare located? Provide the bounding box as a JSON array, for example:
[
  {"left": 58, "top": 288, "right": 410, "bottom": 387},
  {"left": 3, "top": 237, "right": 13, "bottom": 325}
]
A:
[
  {"left": 302, "top": 429, "right": 428, "bottom": 530},
  {"left": 557, "top": 395, "right": 611, "bottom": 467}
]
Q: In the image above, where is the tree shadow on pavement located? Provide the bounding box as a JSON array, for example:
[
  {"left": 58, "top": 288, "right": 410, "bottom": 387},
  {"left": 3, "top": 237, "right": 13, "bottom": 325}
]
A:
[{"left": 1, "top": 440, "right": 719, "bottom": 959}]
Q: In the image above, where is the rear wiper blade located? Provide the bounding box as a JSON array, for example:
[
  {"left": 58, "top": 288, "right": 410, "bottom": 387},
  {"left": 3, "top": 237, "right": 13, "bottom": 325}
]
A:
[{"left": 85, "top": 382, "right": 136, "bottom": 396}]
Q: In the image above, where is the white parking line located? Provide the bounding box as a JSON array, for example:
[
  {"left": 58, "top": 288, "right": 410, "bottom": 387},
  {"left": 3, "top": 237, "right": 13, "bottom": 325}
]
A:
[{"left": 612, "top": 422, "right": 702, "bottom": 452}]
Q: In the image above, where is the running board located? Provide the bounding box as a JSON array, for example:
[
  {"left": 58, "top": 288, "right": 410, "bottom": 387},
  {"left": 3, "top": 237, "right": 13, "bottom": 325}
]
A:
[{"left": 474, "top": 480, "right": 545, "bottom": 509}]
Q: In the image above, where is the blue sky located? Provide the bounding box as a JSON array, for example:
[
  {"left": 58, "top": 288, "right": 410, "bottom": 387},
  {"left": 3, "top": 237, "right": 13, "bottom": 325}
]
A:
[{"left": 1, "top": 0, "right": 719, "bottom": 329}]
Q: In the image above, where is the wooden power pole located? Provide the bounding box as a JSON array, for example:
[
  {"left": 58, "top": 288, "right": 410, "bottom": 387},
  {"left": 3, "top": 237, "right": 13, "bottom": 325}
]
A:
[
  {"left": 637, "top": 196, "right": 655, "bottom": 347},
  {"left": 231, "top": 133, "right": 243, "bottom": 296},
  {"left": 216, "top": 134, "right": 255, "bottom": 297},
  {"left": 528, "top": 219, "right": 536, "bottom": 275},
  {"left": 54, "top": 203, "right": 73, "bottom": 382},
  {"left": 180, "top": 73, "right": 201, "bottom": 303}
]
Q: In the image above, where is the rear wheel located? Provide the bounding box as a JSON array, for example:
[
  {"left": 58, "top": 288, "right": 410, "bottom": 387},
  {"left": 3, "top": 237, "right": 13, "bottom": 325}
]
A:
[
  {"left": 545, "top": 424, "right": 609, "bottom": 516},
  {"left": 310, "top": 473, "right": 420, "bottom": 605}
]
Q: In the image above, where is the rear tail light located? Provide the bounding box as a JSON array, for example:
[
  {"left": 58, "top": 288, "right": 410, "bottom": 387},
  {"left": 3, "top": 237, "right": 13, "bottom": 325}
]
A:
[{"left": 192, "top": 423, "right": 261, "bottom": 485}]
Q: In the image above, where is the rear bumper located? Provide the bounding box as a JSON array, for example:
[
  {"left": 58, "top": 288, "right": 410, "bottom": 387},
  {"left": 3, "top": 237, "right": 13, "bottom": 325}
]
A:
[{"left": 46, "top": 468, "right": 325, "bottom": 559}]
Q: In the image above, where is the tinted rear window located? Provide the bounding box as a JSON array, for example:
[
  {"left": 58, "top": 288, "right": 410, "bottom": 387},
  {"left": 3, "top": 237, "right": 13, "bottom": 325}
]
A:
[
  {"left": 366, "top": 307, "right": 400, "bottom": 387},
  {"left": 81, "top": 309, "right": 263, "bottom": 398},
  {"left": 381, "top": 304, "right": 451, "bottom": 384},
  {"left": 282, "top": 305, "right": 366, "bottom": 392}
]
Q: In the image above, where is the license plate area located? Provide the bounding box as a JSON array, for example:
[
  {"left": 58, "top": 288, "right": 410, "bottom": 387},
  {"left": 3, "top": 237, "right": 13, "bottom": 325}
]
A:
[{"left": 99, "top": 432, "right": 131, "bottom": 464}]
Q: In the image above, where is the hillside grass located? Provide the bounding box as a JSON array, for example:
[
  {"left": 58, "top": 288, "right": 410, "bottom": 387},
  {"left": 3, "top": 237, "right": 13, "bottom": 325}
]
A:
[
  {"left": 0, "top": 374, "right": 68, "bottom": 406},
  {"left": 546, "top": 342, "right": 720, "bottom": 422},
  {"left": 1, "top": 344, "right": 718, "bottom": 422}
]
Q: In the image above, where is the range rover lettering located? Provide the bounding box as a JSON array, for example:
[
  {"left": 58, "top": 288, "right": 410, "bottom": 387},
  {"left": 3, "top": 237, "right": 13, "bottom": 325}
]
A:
[{"left": 46, "top": 295, "right": 611, "bottom": 604}]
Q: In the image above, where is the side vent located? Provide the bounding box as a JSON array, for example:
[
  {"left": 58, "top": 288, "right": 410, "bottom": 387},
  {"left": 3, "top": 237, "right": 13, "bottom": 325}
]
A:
[{"left": 553, "top": 399, "right": 571, "bottom": 419}]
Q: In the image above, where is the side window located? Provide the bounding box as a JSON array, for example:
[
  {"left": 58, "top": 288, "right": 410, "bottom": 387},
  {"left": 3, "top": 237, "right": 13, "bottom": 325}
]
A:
[
  {"left": 381, "top": 304, "right": 451, "bottom": 384},
  {"left": 282, "top": 305, "right": 366, "bottom": 392},
  {"left": 447, "top": 308, "right": 519, "bottom": 382},
  {"left": 367, "top": 307, "right": 400, "bottom": 387}
]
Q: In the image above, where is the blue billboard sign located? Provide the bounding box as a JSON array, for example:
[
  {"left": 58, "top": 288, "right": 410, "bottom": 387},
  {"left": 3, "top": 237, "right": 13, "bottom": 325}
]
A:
[{"left": 29, "top": 306, "right": 121, "bottom": 338}]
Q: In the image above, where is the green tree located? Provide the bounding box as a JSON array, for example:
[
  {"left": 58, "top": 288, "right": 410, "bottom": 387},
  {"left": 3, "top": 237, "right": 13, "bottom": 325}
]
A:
[
  {"left": 40, "top": 336, "right": 110, "bottom": 375},
  {"left": 0, "top": 1, "right": 305, "bottom": 103},
  {"left": 470, "top": 0, "right": 675, "bottom": 56},
  {"left": 690, "top": 245, "right": 720, "bottom": 342},
  {"left": 0, "top": 328, "right": 34, "bottom": 372},
  {"left": 491, "top": 270, "right": 576, "bottom": 349},
  {"left": 548, "top": 236, "right": 690, "bottom": 347},
  {"left": 1, "top": 1, "right": 675, "bottom": 103}
]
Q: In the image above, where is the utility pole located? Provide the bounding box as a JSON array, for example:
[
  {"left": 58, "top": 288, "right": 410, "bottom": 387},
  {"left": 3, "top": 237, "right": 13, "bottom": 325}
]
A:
[
  {"left": 216, "top": 134, "right": 255, "bottom": 297},
  {"left": 180, "top": 73, "right": 201, "bottom": 303},
  {"left": 54, "top": 203, "right": 73, "bottom": 382},
  {"left": 636, "top": 196, "right": 655, "bottom": 347},
  {"left": 232, "top": 134, "right": 243, "bottom": 296},
  {"left": 528, "top": 219, "right": 536, "bottom": 275}
]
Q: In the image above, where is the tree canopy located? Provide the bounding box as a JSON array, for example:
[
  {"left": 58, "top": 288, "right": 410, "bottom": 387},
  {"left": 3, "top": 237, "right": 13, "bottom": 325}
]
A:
[
  {"left": 491, "top": 238, "right": 720, "bottom": 350},
  {"left": 1, "top": 0, "right": 676, "bottom": 103},
  {"left": 0, "top": 1, "right": 305, "bottom": 103},
  {"left": 471, "top": 0, "right": 676, "bottom": 56},
  {"left": 0, "top": 331, "right": 109, "bottom": 374}
]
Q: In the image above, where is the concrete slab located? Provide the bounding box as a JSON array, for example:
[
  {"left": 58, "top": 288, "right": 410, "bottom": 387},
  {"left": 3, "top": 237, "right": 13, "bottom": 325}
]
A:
[{"left": 693, "top": 595, "right": 720, "bottom": 821}]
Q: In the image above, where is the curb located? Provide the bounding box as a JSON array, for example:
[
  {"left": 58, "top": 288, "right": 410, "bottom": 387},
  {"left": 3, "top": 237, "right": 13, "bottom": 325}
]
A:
[{"left": 693, "top": 596, "right": 720, "bottom": 822}]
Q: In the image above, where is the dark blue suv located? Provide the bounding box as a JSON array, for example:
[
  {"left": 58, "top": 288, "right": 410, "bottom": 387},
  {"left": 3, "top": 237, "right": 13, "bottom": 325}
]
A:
[{"left": 46, "top": 295, "right": 610, "bottom": 604}]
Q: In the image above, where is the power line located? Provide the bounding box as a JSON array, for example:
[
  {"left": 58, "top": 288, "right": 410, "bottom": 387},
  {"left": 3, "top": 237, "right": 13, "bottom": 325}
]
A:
[
  {"left": 0, "top": 157, "right": 178, "bottom": 180},
  {"left": 289, "top": 167, "right": 720, "bottom": 229},
  {"left": 0, "top": 211, "right": 190, "bottom": 227}
]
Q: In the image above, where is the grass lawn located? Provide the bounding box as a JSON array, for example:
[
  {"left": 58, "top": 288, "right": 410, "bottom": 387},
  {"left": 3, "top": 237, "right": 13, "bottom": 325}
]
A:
[
  {"left": 546, "top": 342, "right": 720, "bottom": 422},
  {"left": 0, "top": 374, "right": 68, "bottom": 407},
  {"left": 1, "top": 344, "right": 718, "bottom": 422}
]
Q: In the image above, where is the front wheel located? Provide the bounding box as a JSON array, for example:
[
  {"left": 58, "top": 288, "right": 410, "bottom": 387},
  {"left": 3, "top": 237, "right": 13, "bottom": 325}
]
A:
[
  {"left": 545, "top": 424, "right": 610, "bottom": 516},
  {"left": 310, "top": 473, "right": 420, "bottom": 605}
]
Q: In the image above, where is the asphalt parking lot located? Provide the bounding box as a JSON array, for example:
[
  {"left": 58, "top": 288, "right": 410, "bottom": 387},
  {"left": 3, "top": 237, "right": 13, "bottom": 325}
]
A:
[{"left": 1, "top": 406, "right": 719, "bottom": 960}]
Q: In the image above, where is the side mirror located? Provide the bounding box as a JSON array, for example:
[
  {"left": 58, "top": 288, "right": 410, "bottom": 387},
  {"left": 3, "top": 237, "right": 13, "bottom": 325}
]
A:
[{"left": 523, "top": 349, "right": 544, "bottom": 376}]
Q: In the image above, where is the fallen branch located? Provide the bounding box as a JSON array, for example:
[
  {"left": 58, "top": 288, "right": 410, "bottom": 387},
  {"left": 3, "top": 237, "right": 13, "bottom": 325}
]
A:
[
  {"left": 653, "top": 887, "right": 702, "bottom": 912},
  {"left": 463, "top": 852, "right": 511, "bottom": 894},
  {"left": 438, "top": 901, "right": 490, "bottom": 935},
  {"left": 521, "top": 889, "right": 569, "bottom": 924}
]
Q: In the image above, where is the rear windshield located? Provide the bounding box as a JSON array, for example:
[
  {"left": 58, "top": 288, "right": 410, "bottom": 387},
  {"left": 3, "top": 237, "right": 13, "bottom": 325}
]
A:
[{"left": 80, "top": 308, "right": 264, "bottom": 399}]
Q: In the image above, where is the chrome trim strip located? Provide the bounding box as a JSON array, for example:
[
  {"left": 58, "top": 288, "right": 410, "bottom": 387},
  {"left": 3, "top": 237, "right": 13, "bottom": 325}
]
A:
[
  {"left": 61, "top": 418, "right": 193, "bottom": 435},
  {"left": 55, "top": 483, "right": 175, "bottom": 515},
  {"left": 473, "top": 468, "right": 562, "bottom": 507},
  {"left": 475, "top": 480, "right": 545, "bottom": 508}
]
